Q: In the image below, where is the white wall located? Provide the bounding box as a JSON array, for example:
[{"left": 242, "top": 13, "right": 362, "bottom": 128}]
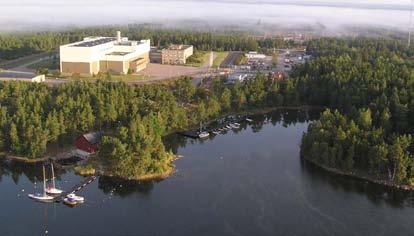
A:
[{"left": 60, "top": 38, "right": 150, "bottom": 63}]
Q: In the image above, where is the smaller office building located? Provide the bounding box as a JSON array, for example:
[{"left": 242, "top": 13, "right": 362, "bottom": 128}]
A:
[{"left": 161, "top": 45, "right": 194, "bottom": 65}]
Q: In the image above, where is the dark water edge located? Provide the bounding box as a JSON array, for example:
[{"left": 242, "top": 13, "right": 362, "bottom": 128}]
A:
[{"left": 1, "top": 109, "right": 414, "bottom": 236}]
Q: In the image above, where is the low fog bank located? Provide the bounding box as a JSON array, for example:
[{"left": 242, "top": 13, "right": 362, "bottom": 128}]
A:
[{"left": 0, "top": 0, "right": 411, "bottom": 35}]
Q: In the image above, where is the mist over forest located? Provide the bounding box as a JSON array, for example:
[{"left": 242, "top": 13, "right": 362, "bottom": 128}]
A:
[{"left": 0, "top": 0, "right": 411, "bottom": 34}]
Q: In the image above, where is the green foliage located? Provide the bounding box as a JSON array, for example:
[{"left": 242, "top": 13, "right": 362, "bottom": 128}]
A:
[
  {"left": 299, "top": 38, "right": 414, "bottom": 185},
  {"left": 0, "top": 72, "right": 300, "bottom": 179}
]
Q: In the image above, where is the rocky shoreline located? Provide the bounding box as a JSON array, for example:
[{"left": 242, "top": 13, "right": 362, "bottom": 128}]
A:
[{"left": 303, "top": 157, "right": 414, "bottom": 191}]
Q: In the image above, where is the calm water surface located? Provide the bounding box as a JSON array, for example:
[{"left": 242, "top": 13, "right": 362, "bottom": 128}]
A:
[{"left": 1, "top": 110, "right": 414, "bottom": 236}]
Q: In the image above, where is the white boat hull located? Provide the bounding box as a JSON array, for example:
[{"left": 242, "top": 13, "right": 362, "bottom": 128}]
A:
[
  {"left": 46, "top": 187, "right": 63, "bottom": 196},
  {"left": 66, "top": 194, "right": 85, "bottom": 202},
  {"left": 28, "top": 194, "right": 55, "bottom": 203}
]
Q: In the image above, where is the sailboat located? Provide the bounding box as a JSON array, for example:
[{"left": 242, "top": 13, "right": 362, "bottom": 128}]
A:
[
  {"left": 45, "top": 163, "right": 63, "bottom": 195},
  {"left": 28, "top": 165, "right": 55, "bottom": 203},
  {"left": 198, "top": 122, "right": 209, "bottom": 139}
]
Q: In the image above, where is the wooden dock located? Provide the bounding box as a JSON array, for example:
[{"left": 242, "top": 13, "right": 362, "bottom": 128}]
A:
[
  {"left": 53, "top": 175, "right": 97, "bottom": 201},
  {"left": 178, "top": 116, "right": 250, "bottom": 139}
]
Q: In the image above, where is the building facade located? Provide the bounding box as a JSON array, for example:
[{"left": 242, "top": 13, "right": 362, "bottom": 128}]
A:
[
  {"left": 149, "top": 47, "right": 162, "bottom": 63},
  {"left": 60, "top": 32, "right": 150, "bottom": 75},
  {"left": 161, "top": 45, "right": 193, "bottom": 65}
]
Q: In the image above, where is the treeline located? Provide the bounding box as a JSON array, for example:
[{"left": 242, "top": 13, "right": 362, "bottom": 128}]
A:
[
  {"left": 0, "top": 26, "right": 290, "bottom": 60},
  {"left": 301, "top": 110, "right": 414, "bottom": 184},
  {"left": 297, "top": 38, "right": 414, "bottom": 185}
]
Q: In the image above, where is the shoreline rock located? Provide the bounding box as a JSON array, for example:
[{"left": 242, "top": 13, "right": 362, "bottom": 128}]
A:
[{"left": 303, "top": 157, "right": 414, "bottom": 191}]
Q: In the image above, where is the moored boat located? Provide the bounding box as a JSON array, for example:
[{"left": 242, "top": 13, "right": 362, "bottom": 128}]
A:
[
  {"left": 45, "top": 163, "right": 63, "bottom": 196},
  {"left": 230, "top": 123, "right": 240, "bottom": 129},
  {"left": 63, "top": 197, "right": 80, "bottom": 206},
  {"left": 198, "top": 131, "right": 210, "bottom": 138},
  {"left": 28, "top": 165, "right": 55, "bottom": 203},
  {"left": 66, "top": 193, "right": 85, "bottom": 202},
  {"left": 28, "top": 193, "right": 55, "bottom": 203},
  {"left": 198, "top": 121, "right": 210, "bottom": 138}
]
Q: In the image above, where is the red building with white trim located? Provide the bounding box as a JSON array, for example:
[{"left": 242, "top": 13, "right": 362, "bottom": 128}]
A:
[{"left": 74, "top": 132, "right": 103, "bottom": 154}]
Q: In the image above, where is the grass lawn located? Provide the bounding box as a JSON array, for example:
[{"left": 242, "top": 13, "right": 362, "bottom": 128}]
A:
[
  {"left": 110, "top": 74, "right": 150, "bottom": 81},
  {"left": 27, "top": 58, "right": 59, "bottom": 70},
  {"left": 212, "top": 51, "right": 229, "bottom": 68},
  {"left": 238, "top": 54, "right": 248, "bottom": 65},
  {"left": 186, "top": 51, "right": 210, "bottom": 67}
]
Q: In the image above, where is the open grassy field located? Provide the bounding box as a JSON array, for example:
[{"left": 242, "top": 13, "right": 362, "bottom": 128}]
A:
[
  {"left": 186, "top": 51, "right": 210, "bottom": 67},
  {"left": 27, "top": 58, "right": 59, "bottom": 70},
  {"left": 212, "top": 51, "right": 229, "bottom": 68}
]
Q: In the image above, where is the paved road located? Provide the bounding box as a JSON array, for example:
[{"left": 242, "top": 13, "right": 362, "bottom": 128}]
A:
[{"left": 220, "top": 51, "right": 242, "bottom": 68}]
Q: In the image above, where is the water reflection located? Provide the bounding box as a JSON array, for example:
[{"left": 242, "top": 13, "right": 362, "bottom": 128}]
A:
[
  {"left": 1, "top": 108, "right": 414, "bottom": 209},
  {"left": 97, "top": 176, "right": 155, "bottom": 197},
  {"left": 0, "top": 160, "right": 67, "bottom": 185},
  {"left": 165, "top": 108, "right": 321, "bottom": 152},
  {"left": 301, "top": 160, "right": 414, "bottom": 209}
]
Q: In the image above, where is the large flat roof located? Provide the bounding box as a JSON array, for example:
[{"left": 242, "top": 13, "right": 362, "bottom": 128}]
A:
[
  {"left": 0, "top": 71, "right": 38, "bottom": 79},
  {"left": 71, "top": 37, "right": 116, "bottom": 47},
  {"left": 106, "top": 51, "right": 130, "bottom": 56}
]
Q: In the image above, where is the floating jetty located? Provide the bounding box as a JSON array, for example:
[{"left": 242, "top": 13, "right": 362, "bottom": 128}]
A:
[
  {"left": 54, "top": 175, "right": 97, "bottom": 201},
  {"left": 178, "top": 116, "right": 252, "bottom": 139}
]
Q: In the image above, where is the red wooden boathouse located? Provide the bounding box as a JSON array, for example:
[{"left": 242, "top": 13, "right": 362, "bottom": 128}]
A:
[{"left": 75, "top": 132, "right": 103, "bottom": 154}]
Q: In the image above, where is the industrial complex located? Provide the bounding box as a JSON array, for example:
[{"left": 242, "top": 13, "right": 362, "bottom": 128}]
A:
[
  {"left": 59, "top": 31, "right": 150, "bottom": 75},
  {"left": 0, "top": 30, "right": 304, "bottom": 84}
]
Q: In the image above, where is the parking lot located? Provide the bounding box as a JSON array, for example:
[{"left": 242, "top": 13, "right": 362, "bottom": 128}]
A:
[{"left": 137, "top": 63, "right": 208, "bottom": 80}]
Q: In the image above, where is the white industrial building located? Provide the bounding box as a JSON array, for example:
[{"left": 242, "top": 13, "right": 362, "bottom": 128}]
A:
[
  {"left": 60, "top": 31, "right": 150, "bottom": 75},
  {"left": 226, "top": 73, "right": 249, "bottom": 84},
  {"left": 245, "top": 52, "right": 266, "bottom": 59}
]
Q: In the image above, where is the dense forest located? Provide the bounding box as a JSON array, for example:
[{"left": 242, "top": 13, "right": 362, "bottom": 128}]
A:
[
  {"left": 297, "top": 38, "right": 414, "bottom": 186},
  {"left": 0, "top": 74, "right": 299, "bottom": 178},
  {"left": 0, "top": 26, "right": 290, "bottom": 60}
]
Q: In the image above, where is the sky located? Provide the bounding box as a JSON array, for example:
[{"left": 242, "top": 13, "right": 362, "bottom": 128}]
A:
[{"left": 0, "top": 0, "right": 412, "bottom": 32}]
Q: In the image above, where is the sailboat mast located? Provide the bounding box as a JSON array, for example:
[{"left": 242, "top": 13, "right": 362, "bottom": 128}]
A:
[
  {"left": 42, "top": 165, "right": 46, "bottom": 196},
  {"left": 51, "top": 163, "right": 56, "bottom": 189}
]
